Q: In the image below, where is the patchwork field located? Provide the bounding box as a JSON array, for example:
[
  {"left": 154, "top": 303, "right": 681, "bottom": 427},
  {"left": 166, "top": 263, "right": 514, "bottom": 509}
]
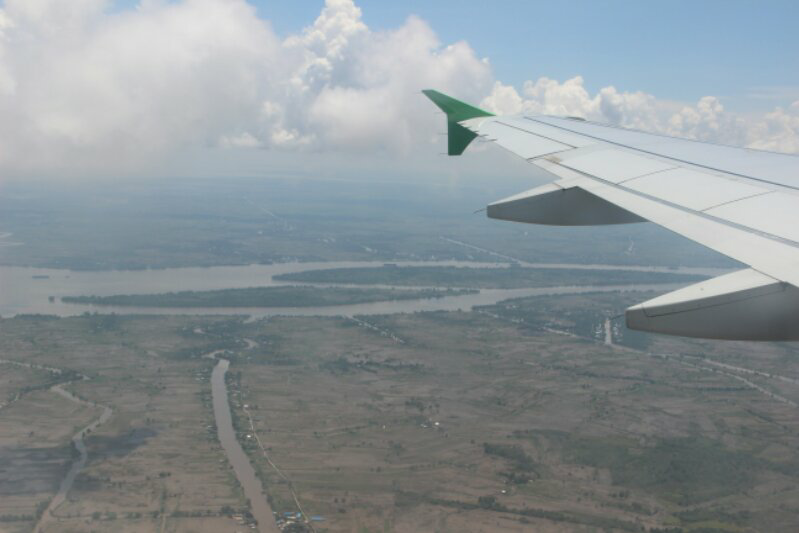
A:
[
  {"left": 0, "top": 177, "right": 794, "bottom": 532},
  {"left": 228, "top": 309, "right": 799, "bottom": 532},
  {"left": 3, "top": 289, "right": 797, "bottom": 532},
  {"left": 0, "top": 316, "right": 248, "bottom": 533}
]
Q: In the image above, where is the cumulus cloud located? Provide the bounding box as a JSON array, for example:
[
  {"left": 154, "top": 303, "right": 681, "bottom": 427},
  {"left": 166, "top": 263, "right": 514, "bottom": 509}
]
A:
[
  {"left": 0, "top": 0, "right": 796, "bottom": 177},
  {"left": 0, "top": 0, "right": 281, "bottom": 174},
  {"left": 481, "top": 76, "right": 799, "bottom": 152},
  {"left": 0, "top": 0, "right": 491, "bottom": 175}
]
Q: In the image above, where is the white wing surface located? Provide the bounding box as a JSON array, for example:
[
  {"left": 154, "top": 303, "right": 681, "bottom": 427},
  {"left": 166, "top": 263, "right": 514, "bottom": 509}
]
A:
[{"left": 423, "top": 90, "right": 799, "bottom": 340}]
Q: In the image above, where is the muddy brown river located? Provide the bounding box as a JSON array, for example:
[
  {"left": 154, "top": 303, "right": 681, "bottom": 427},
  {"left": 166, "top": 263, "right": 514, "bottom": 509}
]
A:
[
  {"left": 0, "top": 260, "right": 720, "bottom": 318},
  {"left": 211, "top": 358, "right": 278, "bottom": 532}
]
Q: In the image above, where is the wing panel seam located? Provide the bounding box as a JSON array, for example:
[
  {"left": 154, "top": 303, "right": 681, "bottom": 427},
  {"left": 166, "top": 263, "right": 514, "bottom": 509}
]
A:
[
  {"left": 492, "top": 120, "right": 578, "bottom": 149},
  {"left": 699, "top": 191, "right": 774, "bottom": 212},
  {"left": 525, "top": 117, "right": 799, "bottom": 192},
  {"left": 553, "top": 164, "right": 799, "bottom": 250}
]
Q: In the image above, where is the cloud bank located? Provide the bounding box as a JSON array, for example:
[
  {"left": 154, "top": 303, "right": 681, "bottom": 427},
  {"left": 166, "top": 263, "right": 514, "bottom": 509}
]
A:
[
  {"left": 0, "top": 0, "right": 796, "bottom": 177},
  {"left": 481, "top": 77, "right": 799, "bottom": 153}
]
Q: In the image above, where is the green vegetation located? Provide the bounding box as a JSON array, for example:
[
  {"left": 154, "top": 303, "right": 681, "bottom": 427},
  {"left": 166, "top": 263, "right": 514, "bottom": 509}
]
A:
[
  {"left": 541, "top": 431, "right": 759, "bottom": 504},
  {"left": 276, "top": 265, "right": 706, "bottom": 288},
  {"left": 63, "top": 286, "right": 474, "bottom": 308},
  {"left": 321, "top": 356, "right": 423, "bottom": 374},
  {"left": 477, "top": 289, "right": 654, "bottom": 345},
  {"left": 484, "top": 442, "right": 541, "bottom": 485},
  {"left": 483, "top": 442, "right": 538, "bottom": 472},
  {"left": 397, "top": 491, "right": 642, "bottom": 531}
]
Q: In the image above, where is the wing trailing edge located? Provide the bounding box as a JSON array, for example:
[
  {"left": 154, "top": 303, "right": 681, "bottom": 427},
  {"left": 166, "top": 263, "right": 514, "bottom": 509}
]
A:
[
  {"left": 627, "top": 269, "right": 799, "bottom": 340},
  {"left": 487, "top": 182, "right": 644, "bottom": 226}
]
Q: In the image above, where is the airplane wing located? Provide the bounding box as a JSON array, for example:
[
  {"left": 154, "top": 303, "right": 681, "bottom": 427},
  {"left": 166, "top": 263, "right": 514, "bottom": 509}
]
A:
[{"left": 423, "top": 89, "right": 799, "bottom": 341}]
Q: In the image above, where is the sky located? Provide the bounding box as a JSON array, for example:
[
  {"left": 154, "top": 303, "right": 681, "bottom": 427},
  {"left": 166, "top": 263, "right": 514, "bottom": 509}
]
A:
[
  {"left": 1, "top": 0, "right": 798, "bottom": 180},
  {"left": 258, "top": 0, "right": 799, "bottom": 109}
]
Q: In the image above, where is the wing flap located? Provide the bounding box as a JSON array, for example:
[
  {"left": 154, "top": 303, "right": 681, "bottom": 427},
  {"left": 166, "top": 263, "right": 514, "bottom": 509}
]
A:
[
  {"left": 626, "top": 269, "right": 799, "bottom": 340},
  {"left": 487, "top": 182, "right": 644, "bottom": 225}
]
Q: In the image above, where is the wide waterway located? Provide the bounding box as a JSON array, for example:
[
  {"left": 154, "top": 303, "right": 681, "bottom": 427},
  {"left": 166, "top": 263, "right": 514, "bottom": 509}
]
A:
[{"left": 0, "top": 260, "right": 725, "bottom": 318}]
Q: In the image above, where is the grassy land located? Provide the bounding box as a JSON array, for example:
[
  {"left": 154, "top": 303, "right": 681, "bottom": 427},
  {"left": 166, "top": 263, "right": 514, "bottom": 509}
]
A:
[
  {"left": 225, "top": 302, "right": 799, "bottom": 532},
  {"left": 3, "top": 294, "right": 799, "bottom": 532},
  {"left": 61, "top": 286, "right": 474, "bottom": 308},
  {"left": 275, "top": 265, "right": 707, "bottom": 288},
  {"left": 0, "top": 315, "right": 251, "bottom": 533}
]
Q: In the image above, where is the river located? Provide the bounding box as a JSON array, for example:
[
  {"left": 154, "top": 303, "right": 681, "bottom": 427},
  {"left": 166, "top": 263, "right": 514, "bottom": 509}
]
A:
[
  {"left": 33, "top": 385, "right": 113, "bottom": 532},
  {"left": 0, "top": 361, "right": 116, "bottom": 533},
  {"left": 0, "top": 260, "right": 720, "bottom": 318},
  {"left": 211, "top": 358, "right": 279, "bottom": 533}
]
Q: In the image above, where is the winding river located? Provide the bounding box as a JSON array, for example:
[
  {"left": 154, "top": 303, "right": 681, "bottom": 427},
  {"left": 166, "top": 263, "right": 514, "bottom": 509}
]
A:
[
  {"left": 0, "top": 359, "right": 113, "bottom": 533},
  {"left": 34, "top": 385, "right": 113, "bottom": 533},
  {"left": 0, "top": 260, "right": 721, "bottom": 318}
]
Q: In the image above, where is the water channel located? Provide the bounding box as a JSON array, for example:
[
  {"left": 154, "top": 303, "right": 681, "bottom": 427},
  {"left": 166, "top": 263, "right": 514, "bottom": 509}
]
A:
[
  {"left": 0, "top": 359, "right": 116, "bottom": 533},
  {"left": 34, "top": 385, "right": 113, "bottom": 533},
  {"left": 211, "top": 358, "right": 279, "bottom": 533}
]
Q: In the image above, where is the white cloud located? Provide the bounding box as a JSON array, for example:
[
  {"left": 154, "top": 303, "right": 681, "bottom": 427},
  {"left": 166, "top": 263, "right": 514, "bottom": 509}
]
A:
[
  {"left": 0, "top": 0, "right": 491, "bottom": 175},
  {"left": 0, "top": 0, "right": 281, "bottom": 174},
  {"left": 747, "top": 102, "right": 799, "bottom": 153},
  {"left": 302, "top": 14, "right": 492, "bottom": 152},
  {"left": 0, "top": 0, "right": 795, "bottom": 177},
  {"left": 481, "top": 76, "right": 799, "bottom": 152}
]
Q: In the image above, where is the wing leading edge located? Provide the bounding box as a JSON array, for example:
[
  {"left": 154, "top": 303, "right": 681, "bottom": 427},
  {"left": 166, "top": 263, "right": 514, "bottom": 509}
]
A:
[{"left": 424, "top": 89, "right": 799, "bottom": 340}]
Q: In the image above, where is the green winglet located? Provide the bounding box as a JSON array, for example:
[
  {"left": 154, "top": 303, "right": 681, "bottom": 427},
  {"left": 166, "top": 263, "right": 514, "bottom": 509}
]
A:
[{"left": 422, "top": 89, "right": 494, "bottom": 155}]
